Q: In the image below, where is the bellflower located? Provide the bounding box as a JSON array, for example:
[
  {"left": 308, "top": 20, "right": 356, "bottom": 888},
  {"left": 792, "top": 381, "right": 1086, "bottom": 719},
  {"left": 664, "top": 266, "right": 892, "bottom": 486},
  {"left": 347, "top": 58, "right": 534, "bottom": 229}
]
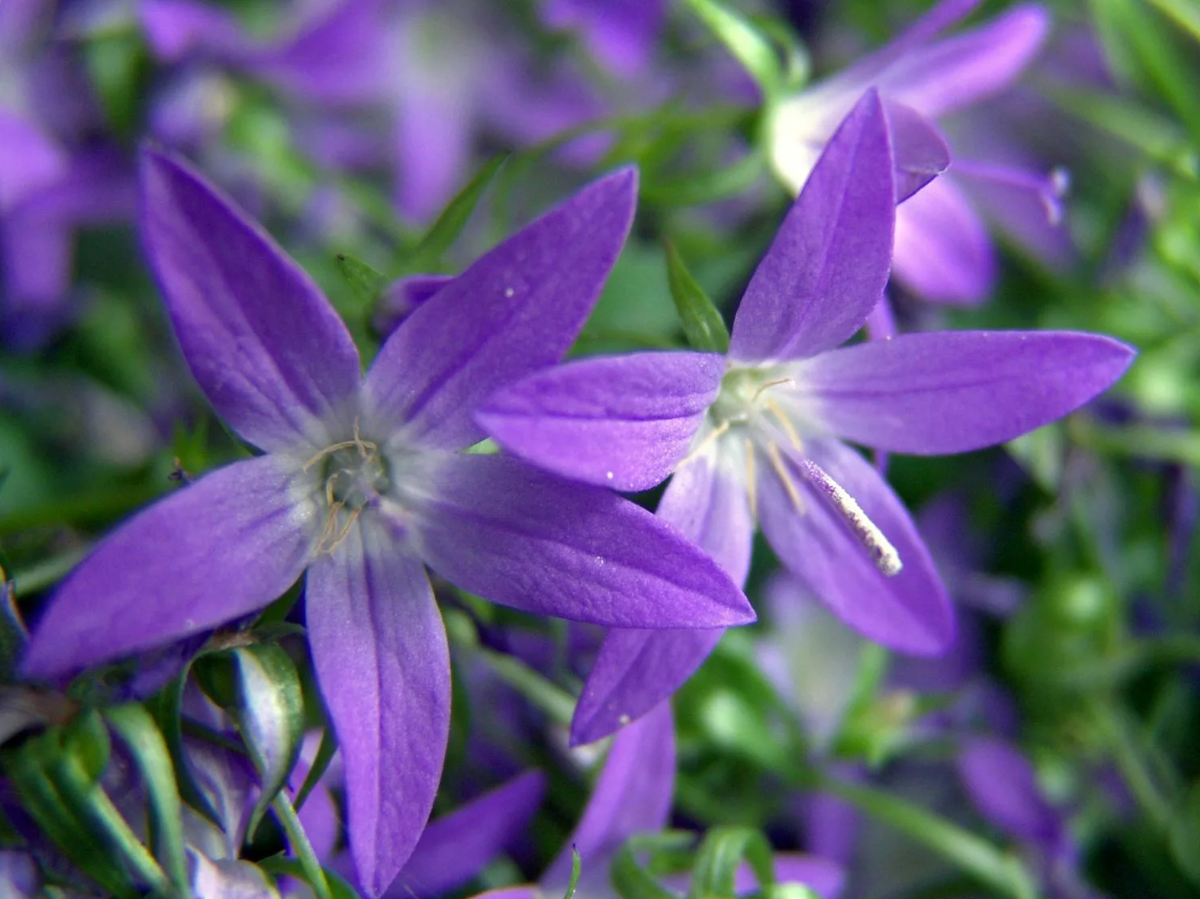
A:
[
  {"left": 767, "top": 0, "right": 1061, "bottom": 303},
  {"left": 20, "top": 150, "right": 753, "bottom": 896},
  {"left": 478, "top": 90, "right": 1134, "bottom": 744}
]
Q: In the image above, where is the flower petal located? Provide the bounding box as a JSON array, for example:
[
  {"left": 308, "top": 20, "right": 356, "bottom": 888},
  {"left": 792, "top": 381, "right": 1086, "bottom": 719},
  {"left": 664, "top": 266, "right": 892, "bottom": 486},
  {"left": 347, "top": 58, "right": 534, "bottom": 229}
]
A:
[
  {"left": 364, "top": 169, "right": 637, "bottom": 450},
  {"left": 730, "top": 90, "right": 894, "bottom": 363},
  {"left": 957, "top": 736, "right": 1064, "bottom": 850},
  {"left": 543, "top": 703, "right": 675, "bottom": 895},
  {"left": 757, "top": 440, "right": 954, "bottom": 655},
  {"left": 570, "top": 451, "right": 754, "bottom": 745},
  {"left": 407, "top": 454, "right": 754, "bottom": 629},
  {"left": 478, "top": 351, "right": 724, "bottom": 492},
  {"left": 788, "top": 330, "right": 1135, "bottom": 454},
  {"left": 392, "top": 771, "right": 546, "bottom": 898},
  {"left": 140, "top": 149, "right": 362, "bottom": 452},
  {"left": 21, "top": 456, "right": 315, "bottom": 679},
  {"left": 306, "top": 523, "right": 450, "bottom": 899},
  {"left": 892, "top": 173, "right": 996, "bottom": 303},
  {"left": 882, "top": 100, "right": 950, "bottom": 203},
  {"left": 880, "top": 4, "right": 1050, "bottom": 119}
]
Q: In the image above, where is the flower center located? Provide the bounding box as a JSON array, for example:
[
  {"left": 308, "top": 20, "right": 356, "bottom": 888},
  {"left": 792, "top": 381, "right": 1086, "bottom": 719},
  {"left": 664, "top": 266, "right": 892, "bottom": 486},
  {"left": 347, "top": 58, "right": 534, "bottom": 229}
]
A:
[{"left": 303, "top": 430, "right": 392, "bottom": 552}]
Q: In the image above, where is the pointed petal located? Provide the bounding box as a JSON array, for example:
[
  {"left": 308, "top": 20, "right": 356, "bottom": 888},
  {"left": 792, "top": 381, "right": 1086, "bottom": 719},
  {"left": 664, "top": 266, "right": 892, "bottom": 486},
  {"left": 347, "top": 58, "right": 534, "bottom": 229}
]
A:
[
  {"left": 880, "top": 5, "right": 1050, "bottom": 118},
  {"left": 478, "top": 352, "right": 723, "bottom": 492},
  {"left": 22, "top": 456, "right": 315, "bottom": 679},
  {"left": 757, "top": 441, "right": 954, "bottom": 655},
  {"left": 544, "top": 703, "right": 674, "bottom": 895},
  {"left": 364, "top": 170, "right": 637, "bottom": 450},
  {"left": 957, "top": 737, "right": 1064, "bottom": 849},
  {"left": 892, "top": 174, "right": 996, "bottom": 303},
  {"left": 392, "top": 771, "right": 545, "bottom": 898},
  {"left": 882, "top": 101, "right": 950, "bottom": 203},
  {"left": 306, "top": 525, "right": 450, "bottom": 898},
  {"left": 788, "top": 330, "right": 1134, "bottom": 454},
  {"left": 730, "top": 91, "right": 894, "bottom": 363},
  {"left": 140, "top": 149, "right": 362, "bottom": 452},
  {"left": 570, "top": 450, "right": 753, "bottom": 745},
  {"left": 407, "top": 454, "right": 754, "bottom": 629}
]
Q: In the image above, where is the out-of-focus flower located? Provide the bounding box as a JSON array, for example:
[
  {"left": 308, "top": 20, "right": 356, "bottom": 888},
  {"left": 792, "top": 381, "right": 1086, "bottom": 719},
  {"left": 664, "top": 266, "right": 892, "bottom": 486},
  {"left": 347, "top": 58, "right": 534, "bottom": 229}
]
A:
[
  {"left": 19, "top": 151, "right": 753, "bottom": 896},
  {"left": 479, "top": 91, "right": 1133, "bottom": 743},
  {"left": 767, "top": 0, "right": 1063, "bottom": 303}
]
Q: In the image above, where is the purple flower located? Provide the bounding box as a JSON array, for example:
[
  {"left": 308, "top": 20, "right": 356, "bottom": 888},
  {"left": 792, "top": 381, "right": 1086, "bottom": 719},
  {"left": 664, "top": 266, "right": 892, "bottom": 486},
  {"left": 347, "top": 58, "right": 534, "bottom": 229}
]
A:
[
  {"left": 540, "top": 0, "right": 669, "bottom": 77},
  {"left": 19, "top": 150, "right": 753, "bottom": 896},
  {"left": 478, "top": 90, "right": 1134, "bottom": 744},
  {"left": 767, "top": 0, "right": 1061, "bottom": 303}
]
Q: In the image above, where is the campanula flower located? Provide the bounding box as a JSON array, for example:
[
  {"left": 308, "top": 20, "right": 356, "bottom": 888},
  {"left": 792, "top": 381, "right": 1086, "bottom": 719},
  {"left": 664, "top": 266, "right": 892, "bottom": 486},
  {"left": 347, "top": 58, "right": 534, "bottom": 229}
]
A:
[
  {"left": 20, "top": 150, "right": 753, "bottom": 897},
  {"left": 478, "top": 90, "right": 1134, "bottom": 743},
  {"left": 767, "top": 0, "right": 1061, "bottom": 303}
]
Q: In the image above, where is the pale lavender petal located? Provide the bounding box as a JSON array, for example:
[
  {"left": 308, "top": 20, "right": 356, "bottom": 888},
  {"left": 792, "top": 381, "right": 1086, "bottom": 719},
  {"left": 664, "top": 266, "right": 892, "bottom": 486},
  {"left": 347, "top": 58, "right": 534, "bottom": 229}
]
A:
[
  {"left": 892, "top": 174, "right": 996, "bottom": 303},
  {"left": 21, "top": 456, "right": 315, "bottom": 679},
  {"left": 882, "top": 101, "right": 950, "bottom": 203},
  {"left": 957, "top": 736, "right": 1064, "bottom": 850},
  {"left": 570, "top": 451, "right": 753, "bottom": 745},
  {"left": 880, "top": 5, "right": 1050, "bottom": 118},
  {"left": 543, "top": 703, "right": 674, "bottom": 895},
  {"left": 392, "top": 771, "right": 545, "bottom": 898},
  {"left": 139, "top": 0, "right": 248, "bottom": 62},
  {"left": 306, "top": 522, "right": 450, "bottom": 898},
  {"left": 0, "top": 850, "right": 39, "bottom": 898},
  {"left": 140, "top": 149, "right": 362, "bottom": 452},
  {"left": 190, "top": 852, "right": 281, "bottom": 899},
  {"left": 184, "top": 736, "right": 259, "bottom": 856},
  {"left": 730, "top": 91, "right": 894, "bottom": 363},
  {"left": 571, "top": 628, "right": 724, "bottom": 747},
  {"left": 478, "top": 352, "right": 723, "bottom": 492},
  {"left": 862, "top": 0, "right": 982, "bottom": 71},
  {"left": 0, "top": 212, "right": 72, "bottom": 344},
  {"left": 471, "top": 889, "right": 538, "bottom": 899},
  {"left": 757, "top": 440, "right": 954, "bottom": 655},
  {"left": 406, "top": 454, "right": 754, "bottom": 629},
  {"left": 364, "top": 170, "right": 637, "bottom": 449},
  {"left": 788, "top": 331, "right": 1135, "bottom": 454},
  {"left": 956, "top": 161, "right": 1074, "bottom": 269},
  {"left": 0, "top": 113, "right": 65, "bottom": 210}
]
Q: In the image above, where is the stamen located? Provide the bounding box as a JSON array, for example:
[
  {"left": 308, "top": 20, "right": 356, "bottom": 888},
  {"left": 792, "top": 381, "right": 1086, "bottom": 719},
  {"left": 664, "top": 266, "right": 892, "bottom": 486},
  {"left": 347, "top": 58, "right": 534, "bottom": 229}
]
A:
[
  {"left": 797, "top": 459, "right": 902, "bottom": 576},
  {"left": 325, "top": 506, "right": 364, "bottom": 554},
  {"left": 765, "top": 443, "right": 805, "bottom": 513},
  {"left": 678, "top": 420, "right": 731, "bottom": 469},
  {"left": 751, "top": 377, "right": 795, "bottom": 402},
  {"left": 744, "top": 438, "right": 758, "bottom": 520},
  {"left": 764, "top": 398, "right": 803, "bottom": 451},
  {"left": 302, "top": 419, "right": 377, "bottom": 471}
]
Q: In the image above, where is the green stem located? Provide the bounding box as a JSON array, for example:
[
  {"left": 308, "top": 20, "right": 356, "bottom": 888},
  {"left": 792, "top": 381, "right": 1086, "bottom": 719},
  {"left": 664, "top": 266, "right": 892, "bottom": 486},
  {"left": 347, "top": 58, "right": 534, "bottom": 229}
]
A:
[
  {"left": 272, "top": 790, "right": 333, "bottom": 899},
  {"left": 475, "top": 647, "right": 576, "bottom": 726}
]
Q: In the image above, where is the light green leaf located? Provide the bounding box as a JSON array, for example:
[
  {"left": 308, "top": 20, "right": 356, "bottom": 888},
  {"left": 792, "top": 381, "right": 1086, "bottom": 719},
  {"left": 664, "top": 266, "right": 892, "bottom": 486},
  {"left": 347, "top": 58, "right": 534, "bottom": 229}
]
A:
[
  {"left": 689, "top": 827, "right": 775, "bottom": 899},
  {"left": 682, "top": 0, "right": 782, "bottom": 98},
  {"left": 335, "top": 253, "right": 389, "bottom": 310},
  {"left": 664, "top": 240, "right": 730, "bottom": 354}
]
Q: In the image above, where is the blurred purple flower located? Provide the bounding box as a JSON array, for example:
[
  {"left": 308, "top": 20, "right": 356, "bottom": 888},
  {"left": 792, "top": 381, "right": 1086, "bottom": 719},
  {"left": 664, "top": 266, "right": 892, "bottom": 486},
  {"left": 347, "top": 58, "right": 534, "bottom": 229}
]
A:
[
  {"left": 540, "top": 0, "right": 669, "bottom": 77},
  {"left": 768, "top": 0, "right": 1063, "bottom": 303},
  {"left": 20, "top": 151, "right": 753, "bottom": 896},
  {"left": 479, "top": 91, "right": 1133, "bottom": 744}
]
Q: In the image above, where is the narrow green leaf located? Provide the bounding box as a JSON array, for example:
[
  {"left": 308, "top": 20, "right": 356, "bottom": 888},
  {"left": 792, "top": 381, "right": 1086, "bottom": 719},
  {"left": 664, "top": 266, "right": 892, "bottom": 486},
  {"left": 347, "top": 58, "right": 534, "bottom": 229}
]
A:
[
  {"left": 233, "top": 644, "right": 306, "bottom": 840},
  {"left": 150, "top": 669, "right": 222, "bottom": 826},
  {"left": 664, "top": 240, "right": 730, "bottom": 354},
  {"left": 335, "top": 253, "right": 389, "bottom": 310},
  {"left": 610, "top": 832, "right": 696, "bottom": 899},
  {"left": 682, "top": 0, "right": 782, "bottom": 97},
  {"left": 105, "top": 704, "right": 192, "bottom": 894},
  {"left": 643, "top": 152, "right": 766, "bottom": 208},
  {"left": 689, "top": 827, "right": 775, "bottom": 899},
  {"left": 61, "top": 709, "right": 112, "bottom": 784},
  {"left": 476, "top": 646, "right": 576, "bottom": 726},
  {"left": 816, "top": 775, "right": 1038, "bottom": 899},
  {"left": 272, "top": 790, "right": 333, "bottom": 899},
  {"left": 293, "top": 726, "right": 338, "bottom": 812},
  {"left": 0, "top": 562, "right": 27, "bottom": 682},
  {"left": 562, "top": 846, "right": 583, "bottom": 899},
  {"left": 406, "top": 154, "right": 509, "bottom": 271},
  {"left": 260, "top": 856, "right": 361, "bottom": 899},
  {"left": 1145, "top": 0, "right": 1200, "bottom": 43}
]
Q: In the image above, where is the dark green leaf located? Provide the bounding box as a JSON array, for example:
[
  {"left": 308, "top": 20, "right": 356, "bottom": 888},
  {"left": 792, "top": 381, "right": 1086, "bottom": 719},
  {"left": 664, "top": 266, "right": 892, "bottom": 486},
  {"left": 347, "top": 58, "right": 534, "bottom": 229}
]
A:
[
  {"left": 610, "top": 831, "right": 696, "bottom": 899},
  {"left": 335, "top": 253, "right": 389, "bottom": 310},
  {"left": 0, "top": 562, "right": 27, "bottom": 682},
  {"left": 406, "top": 154, "right": 508, "bottom": 272},
  {"left": 272, "top": 789, "right": 333, "bottom": 899},
  {"left": 664, "top": 240, "right": 730, "bottom": 354},
  {"left": 293, "top": 725, "right": 338, "bottom": 812},
  {"left": 689, "top": 827, "right": 775, "bottom": 899},
  {"left": 261, "top": 856, "right": 361, "bottom": 899}
]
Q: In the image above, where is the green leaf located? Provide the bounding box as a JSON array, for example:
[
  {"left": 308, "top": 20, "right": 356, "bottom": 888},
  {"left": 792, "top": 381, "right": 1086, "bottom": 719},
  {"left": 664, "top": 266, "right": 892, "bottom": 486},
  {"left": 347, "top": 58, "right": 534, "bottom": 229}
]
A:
[
  {"left": 1145, "top": 0, "right": 1200, "bottom": 43},
  {"left": 643, "top": 153, "right": 766, "bottom": 208},
  {"left": 293, "top": 725, "right": 338, "bottom": 812},
  {"left": 232, "top": 644, "right": 306, "bottom": 840},
  {"left": 335, "top": 253, "right": 390, "bottom": 310},
  {"left": 682, "top": 0, "right": 782, "bottom": 98},
  {"left": 689, "top": 827, "right": 775, "bottom": 899},
  {"left": 406, "top": 154, "right": 508, "bottom": 272},
  {"left": 150, "top": 669, "right": 222, "bottom": 827},
  {"left": 0, "top": 561, "right": 27, "bottom": 682},
  {"left": 610, "top": 831, "right": 696, "bottom": 899},
  {"left": 261, "top": 856, "right": 361, "bottom": 899},
  {"left": 105, "top": 704, "right": 192, "bottom": 894},
  {"left": 61, "top": 709, "right": 112, "bottom": 784},
  {"left": 664, "top": 240, "right": 730, "bottom": 354},
  {"left": 272, "top": 789, "right": 334, "bottom": 899},
  {"left": 562, "top": 846, "right": 583, "bottom": 899},
  {"left": 816, "top": 775, "right": 1038, "bottom": 899},
  {"left": 1170, "top": 780, "right": 1200, "bottom": 885}
]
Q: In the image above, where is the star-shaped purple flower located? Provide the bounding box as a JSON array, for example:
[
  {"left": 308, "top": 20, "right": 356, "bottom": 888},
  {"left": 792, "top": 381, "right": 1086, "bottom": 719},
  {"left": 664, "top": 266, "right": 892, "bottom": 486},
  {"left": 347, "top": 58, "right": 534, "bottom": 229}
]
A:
[
  {"left": 19, "top": 150, "right": 753, "bottom": 896},
  {"left": 477, "top": 90, "right": 1134, "bottom": 744}
]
